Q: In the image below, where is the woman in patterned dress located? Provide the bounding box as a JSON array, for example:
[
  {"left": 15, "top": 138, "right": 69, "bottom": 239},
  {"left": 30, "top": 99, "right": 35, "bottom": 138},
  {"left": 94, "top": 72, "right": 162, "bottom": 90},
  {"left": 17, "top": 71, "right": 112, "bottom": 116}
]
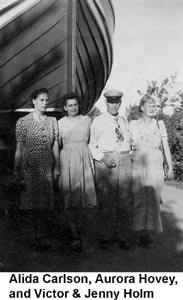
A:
[
  {"left": 58, "top": 93, "right": 97, "bottom": 251},
  {"left": 130, "top": 95, "right": 173, "bottom": 248},
  {"left": 13, "top": 88, "right": 60, "bottom": 249}
]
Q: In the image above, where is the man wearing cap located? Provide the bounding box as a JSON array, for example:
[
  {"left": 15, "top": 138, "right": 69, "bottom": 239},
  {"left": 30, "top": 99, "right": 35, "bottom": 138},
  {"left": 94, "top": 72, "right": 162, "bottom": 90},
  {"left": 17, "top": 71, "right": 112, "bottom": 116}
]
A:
[{"left": 89, "top": 89, "right": 132, "bottom": 250}]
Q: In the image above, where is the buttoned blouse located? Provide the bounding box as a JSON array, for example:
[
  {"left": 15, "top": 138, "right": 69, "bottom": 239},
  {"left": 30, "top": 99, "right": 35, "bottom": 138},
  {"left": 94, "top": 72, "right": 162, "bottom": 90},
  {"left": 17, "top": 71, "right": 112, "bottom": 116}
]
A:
[{"left": 89, "top": 112, "right": 131, "bottom": 161}]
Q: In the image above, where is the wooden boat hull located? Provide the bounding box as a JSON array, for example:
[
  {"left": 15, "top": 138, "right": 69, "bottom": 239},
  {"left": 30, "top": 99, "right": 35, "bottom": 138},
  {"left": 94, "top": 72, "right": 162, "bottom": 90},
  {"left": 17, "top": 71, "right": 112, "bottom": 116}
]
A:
[{"left": 0, "top": 0, "right": 114, "bottom": 148}]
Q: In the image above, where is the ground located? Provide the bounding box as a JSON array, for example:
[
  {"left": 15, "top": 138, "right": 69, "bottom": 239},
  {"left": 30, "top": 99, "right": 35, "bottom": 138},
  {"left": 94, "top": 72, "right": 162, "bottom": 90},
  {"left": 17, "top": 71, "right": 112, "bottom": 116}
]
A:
[{"left": 0, "top": 182, "right": 183, "bottom": 272}]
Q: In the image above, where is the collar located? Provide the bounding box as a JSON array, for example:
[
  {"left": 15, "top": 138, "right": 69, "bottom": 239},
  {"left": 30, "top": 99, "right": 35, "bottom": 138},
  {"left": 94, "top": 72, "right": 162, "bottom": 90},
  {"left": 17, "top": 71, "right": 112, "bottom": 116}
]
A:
[
  {"left": 138, "top": 117, "right": 155, "bottom": 126},
  {"left": 105, "top": 111, "right": 119, "bottom": 119}
]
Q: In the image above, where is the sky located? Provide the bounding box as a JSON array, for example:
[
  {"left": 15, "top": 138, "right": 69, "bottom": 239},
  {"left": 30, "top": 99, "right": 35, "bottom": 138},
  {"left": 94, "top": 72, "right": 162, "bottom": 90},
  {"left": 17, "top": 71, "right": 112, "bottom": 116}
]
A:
[{"left": 96, "top": 0, "right": 183, "bottom": 113}]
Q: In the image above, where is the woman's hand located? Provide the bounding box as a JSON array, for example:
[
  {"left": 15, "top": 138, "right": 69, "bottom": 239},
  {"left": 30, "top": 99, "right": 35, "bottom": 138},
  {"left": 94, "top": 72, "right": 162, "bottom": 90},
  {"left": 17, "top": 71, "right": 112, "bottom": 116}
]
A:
[
  {"left": 53, "top": 165, "right": 60, "bottom": 181},
  {"left": 13, "top": 170, "right": 19, "bottom": 181},
  {"left": 164, "top": 166, "right": 173, "bottom": 180},
  {"left": 166, "top": 167, "right": 174, "bottom": 180},
  {"left": 13, "top": 170, "right": 22, "bottom": 182}
]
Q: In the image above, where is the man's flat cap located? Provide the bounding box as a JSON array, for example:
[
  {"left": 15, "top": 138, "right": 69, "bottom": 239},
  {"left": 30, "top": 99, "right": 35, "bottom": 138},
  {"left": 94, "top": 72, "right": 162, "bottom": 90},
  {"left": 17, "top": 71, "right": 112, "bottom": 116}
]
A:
[{"left": 104, "top": 89, "right": 123, "bottom": 102}]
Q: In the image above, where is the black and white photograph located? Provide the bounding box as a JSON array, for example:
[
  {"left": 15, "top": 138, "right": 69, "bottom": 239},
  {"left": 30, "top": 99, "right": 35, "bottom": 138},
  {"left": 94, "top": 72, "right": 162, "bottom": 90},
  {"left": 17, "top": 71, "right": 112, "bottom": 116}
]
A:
[{"left": 0, "top": 0, "right": 183, "bottom": 278}]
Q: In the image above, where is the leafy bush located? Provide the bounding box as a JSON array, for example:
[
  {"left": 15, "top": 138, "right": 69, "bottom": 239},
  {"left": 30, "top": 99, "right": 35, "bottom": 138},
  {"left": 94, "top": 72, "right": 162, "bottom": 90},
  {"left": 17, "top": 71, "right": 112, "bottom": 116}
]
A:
[
  {"left": 87, "top": 105, "right": 101, "bottom": 120},
  {"left": 165, "top": 101, "right": 183, "bottom": 181}
]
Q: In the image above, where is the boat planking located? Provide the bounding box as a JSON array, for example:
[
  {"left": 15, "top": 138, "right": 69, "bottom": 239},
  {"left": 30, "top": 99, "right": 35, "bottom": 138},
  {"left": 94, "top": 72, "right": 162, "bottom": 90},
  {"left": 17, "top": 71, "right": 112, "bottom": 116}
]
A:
[{"left": 0, "top": 0, "right": 115, "bottom": 150}]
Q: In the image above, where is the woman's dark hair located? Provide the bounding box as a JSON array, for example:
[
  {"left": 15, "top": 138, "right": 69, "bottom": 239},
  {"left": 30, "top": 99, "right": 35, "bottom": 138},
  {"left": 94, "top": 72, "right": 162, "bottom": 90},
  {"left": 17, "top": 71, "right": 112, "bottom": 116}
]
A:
[
  {"left": 63, "top": 92, "right": 81, "bottom": 106},
  {"left": 31, "top": 88, "right": 49, "bottom": 100}
]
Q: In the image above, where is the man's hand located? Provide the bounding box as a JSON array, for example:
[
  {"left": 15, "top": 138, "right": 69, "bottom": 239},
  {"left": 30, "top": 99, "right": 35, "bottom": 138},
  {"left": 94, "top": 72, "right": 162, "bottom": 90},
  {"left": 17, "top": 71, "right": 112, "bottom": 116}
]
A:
[{"left": 102, "top": 153, "right": 116, "bottom": 168}]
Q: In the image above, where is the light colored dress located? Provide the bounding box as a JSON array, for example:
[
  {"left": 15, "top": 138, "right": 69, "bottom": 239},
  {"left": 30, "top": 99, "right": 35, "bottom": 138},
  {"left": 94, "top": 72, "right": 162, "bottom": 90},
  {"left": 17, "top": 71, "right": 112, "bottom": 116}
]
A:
[
  {"left": 58, "top": 115, "right": 97, "bottom": 209},
  {"left": 16, "top": 113, "right": 59, "bottom": 211},
  {"left": 130, "top": 118, "right": 167, "bottom": 233}
]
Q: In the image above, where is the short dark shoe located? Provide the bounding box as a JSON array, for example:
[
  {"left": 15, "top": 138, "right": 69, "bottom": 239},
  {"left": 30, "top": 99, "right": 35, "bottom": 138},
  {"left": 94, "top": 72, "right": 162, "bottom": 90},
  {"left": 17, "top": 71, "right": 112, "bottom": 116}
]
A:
[
  {"left": 99, "top": 240, "right": 110, "bottom": 250},
  {"left": 144, "top": 236, "right": 154, "bottom": 248},
  {"left": 28, "top": 239, "right": 41, "bottom": 251},
  {"left": 136, "top": 235, "right": 154, "bottom": 248},
  {"left": 119, "top": 240, "right": 130, "bottom": 250},
  {"left": 71, "top": 237, "right": 83, "bottom": 253},
  {"left": 30, "top": 238, "right": 52, "bottom": 251},
  {"left": 136, "top": 235, "right": 146, "bottom": 247}
]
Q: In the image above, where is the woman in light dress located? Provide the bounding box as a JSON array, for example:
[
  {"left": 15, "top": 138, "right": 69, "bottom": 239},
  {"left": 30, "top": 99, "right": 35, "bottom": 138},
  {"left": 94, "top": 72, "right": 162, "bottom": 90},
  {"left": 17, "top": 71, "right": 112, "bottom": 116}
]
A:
[
  {"left": 130, "top": 95, "right": 173, "bottom": 248},
  {"left": 58, "top": 93, "right": 97, "bottom": 251}
]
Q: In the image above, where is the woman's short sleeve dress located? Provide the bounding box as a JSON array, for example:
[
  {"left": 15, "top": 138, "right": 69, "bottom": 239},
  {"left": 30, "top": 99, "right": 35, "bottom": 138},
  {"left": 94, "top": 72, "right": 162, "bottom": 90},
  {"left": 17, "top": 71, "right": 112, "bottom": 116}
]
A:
[
  {"left": 16, "top": 113, "right": 59, "bottom": 211},
  {"left": 130, "top": 118, "right": 167, "bottom": 233},
  {"left": 58, "top": 115, "right": 97, "bottom": 209}
]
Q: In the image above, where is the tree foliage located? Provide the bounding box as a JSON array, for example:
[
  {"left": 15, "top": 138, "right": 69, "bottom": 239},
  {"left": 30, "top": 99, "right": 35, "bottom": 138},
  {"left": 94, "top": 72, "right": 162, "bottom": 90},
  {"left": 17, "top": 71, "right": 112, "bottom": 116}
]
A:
[
  {"left": 137, "top": 76, "right": 181, "bottom": 115},
  {"left": 166, "top": 96, "right": 183, "bottom": 181},
  {"left": 126, "top": 104, "right": 142, "bottom": 122},
  {"left": 87, "top": 105, "right": 101, "bottom": 120}
]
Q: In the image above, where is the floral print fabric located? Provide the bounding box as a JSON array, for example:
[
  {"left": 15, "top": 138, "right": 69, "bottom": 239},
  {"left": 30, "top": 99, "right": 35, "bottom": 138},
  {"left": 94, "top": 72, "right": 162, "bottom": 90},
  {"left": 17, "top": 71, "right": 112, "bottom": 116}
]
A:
[{"left": 16, "top": 113, "right": 59, "bottom": 211}]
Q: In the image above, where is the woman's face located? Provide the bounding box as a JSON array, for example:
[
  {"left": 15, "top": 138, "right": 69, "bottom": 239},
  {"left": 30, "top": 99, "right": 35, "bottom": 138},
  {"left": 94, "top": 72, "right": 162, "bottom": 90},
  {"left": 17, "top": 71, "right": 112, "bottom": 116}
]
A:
[
  {"left": 33, "top": 93, "right": 48, "bottom": 113},
  {"left": 64, "top": 98, "right": 79, "bottom": 117},
  {"left": 141, "top": 100, "right": 156, "bottom": 118}
]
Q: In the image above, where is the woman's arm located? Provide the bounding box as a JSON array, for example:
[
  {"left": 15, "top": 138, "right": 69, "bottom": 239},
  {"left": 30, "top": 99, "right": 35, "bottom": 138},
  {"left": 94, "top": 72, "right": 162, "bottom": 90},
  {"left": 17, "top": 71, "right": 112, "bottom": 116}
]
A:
[
  {"left": 58, "top": 129, "right": 63, "bottom": 148},
  {"left": 53, "top": 140, "right": 60, "bottom": 180},
  {"left": 158, "top": 120, "right": 173, "bottom": 179},
  {"left": 52, "top": 118, "right": 60, "bottom": 180},
  {"left": 14, "top": 141, "right": 24, "bottom": 178},
  {"left": 161, "top": 137, "right": 173, "bottom": 179}
]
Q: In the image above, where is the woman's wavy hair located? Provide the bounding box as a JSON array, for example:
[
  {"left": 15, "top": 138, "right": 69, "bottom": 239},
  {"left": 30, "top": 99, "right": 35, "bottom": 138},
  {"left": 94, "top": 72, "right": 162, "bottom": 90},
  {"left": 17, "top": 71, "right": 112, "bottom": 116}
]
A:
[
  {"left": 63, "top": 92, "right": 81, "bottom": 106},
  {"left": 31, "top": 88, "right": 49, "bottom": 100},
  {"left": 139, "top": 95, "right": 156, "bottom": 112}
]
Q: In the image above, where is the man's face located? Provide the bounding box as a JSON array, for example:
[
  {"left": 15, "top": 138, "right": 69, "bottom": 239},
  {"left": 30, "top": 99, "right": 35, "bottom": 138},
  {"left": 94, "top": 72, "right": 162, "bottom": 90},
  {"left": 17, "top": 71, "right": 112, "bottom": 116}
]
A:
[{"left": 106, "top": 100, "right": 121, "bottom": 116}]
